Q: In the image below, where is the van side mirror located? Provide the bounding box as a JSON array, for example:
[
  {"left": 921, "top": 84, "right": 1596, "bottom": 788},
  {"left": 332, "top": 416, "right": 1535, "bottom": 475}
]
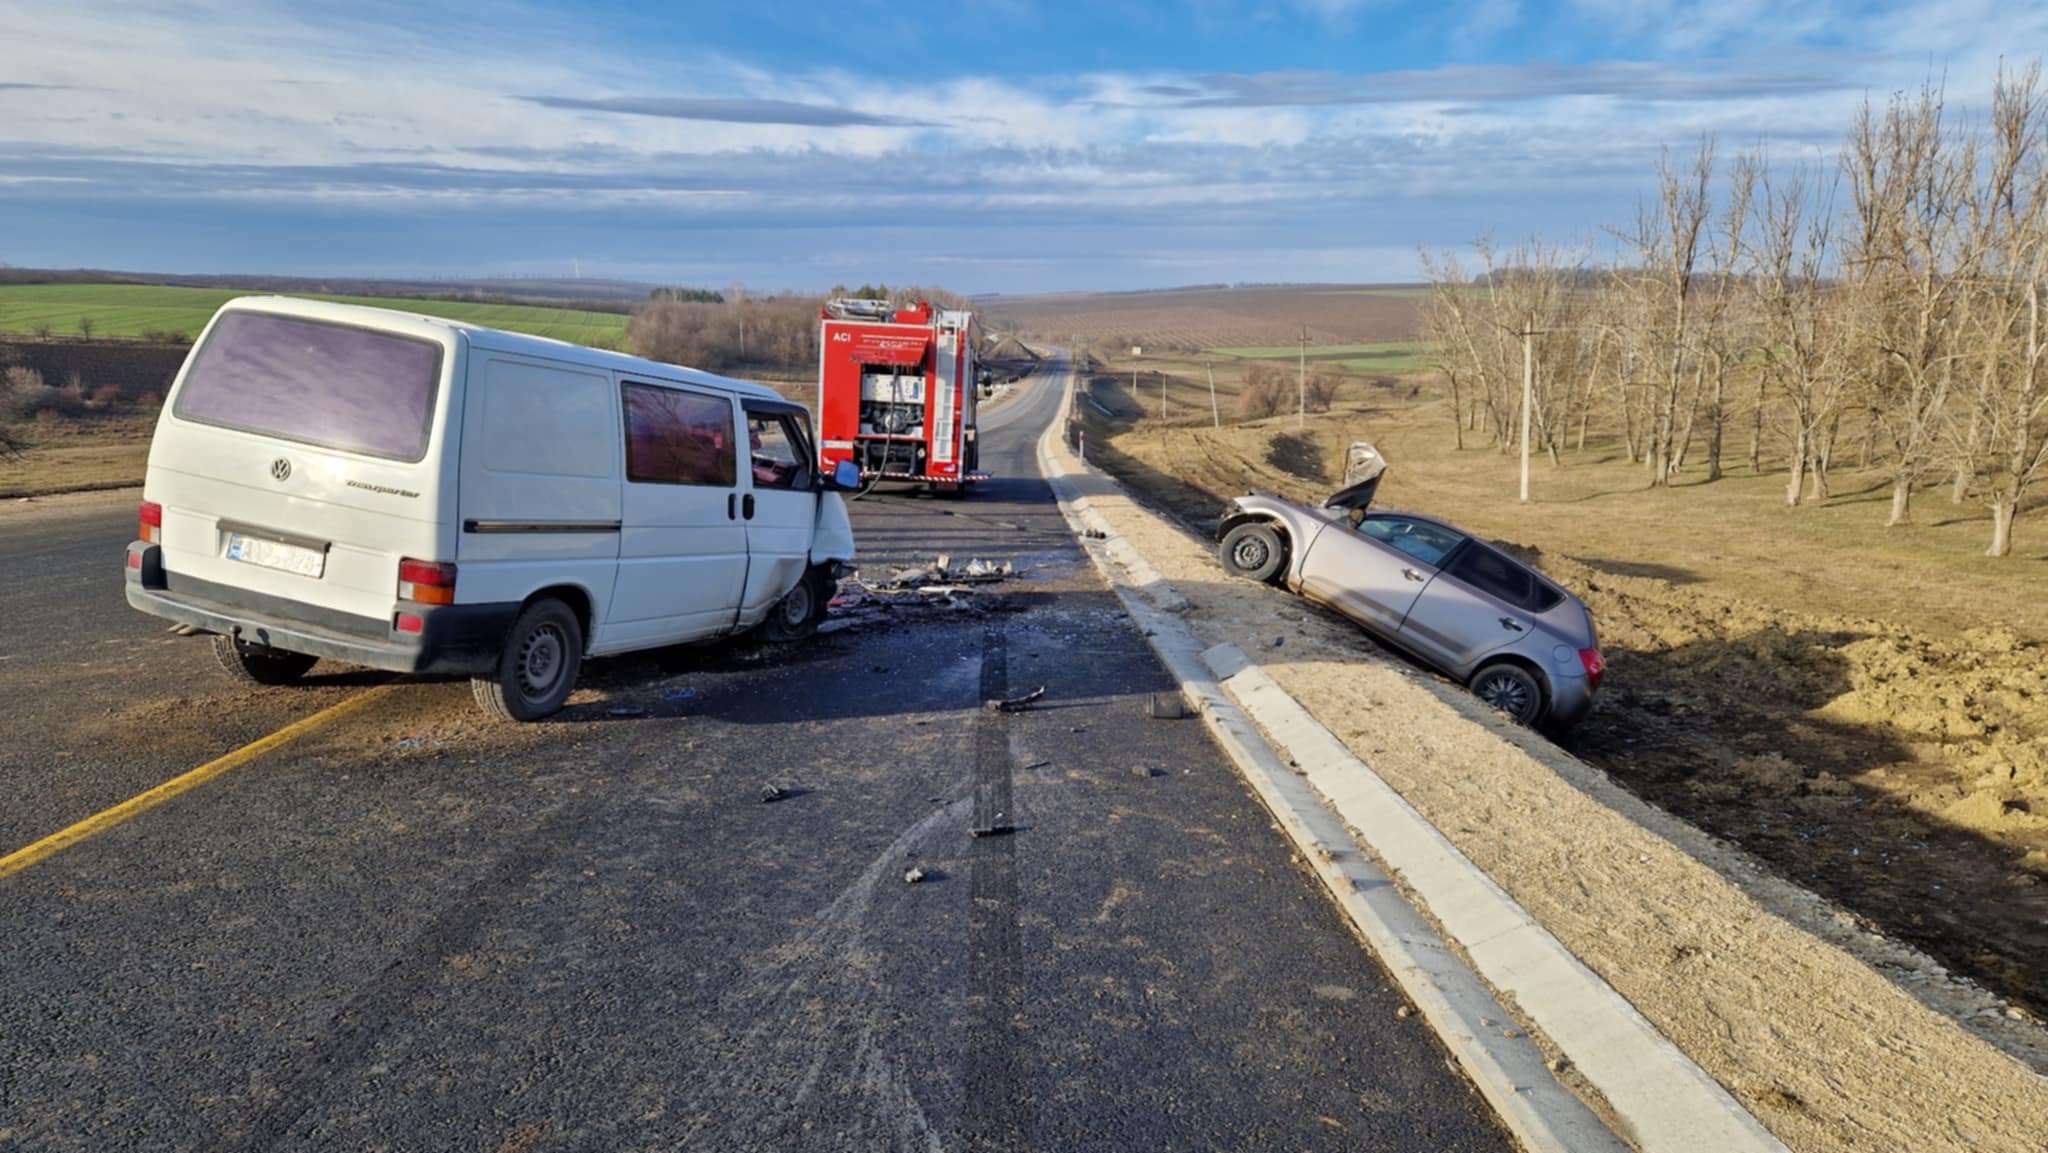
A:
[{"left": 825, "top": 460, "right": 861, "bottom": 492}]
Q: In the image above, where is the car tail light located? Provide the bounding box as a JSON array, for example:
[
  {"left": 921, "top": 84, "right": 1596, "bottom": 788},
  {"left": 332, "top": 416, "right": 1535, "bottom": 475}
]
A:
[
  {"left": 1579, "top": 648, "right": 1606, "bottom": 691},
  {"left": 139, "top": 500, "right": 162, "bottom": 544},
  {"left": 394, "top": 612, "right": 425, "bottom": 635},
  {"left": 397, "top": 558, "right": 456, "bottom": 606}
]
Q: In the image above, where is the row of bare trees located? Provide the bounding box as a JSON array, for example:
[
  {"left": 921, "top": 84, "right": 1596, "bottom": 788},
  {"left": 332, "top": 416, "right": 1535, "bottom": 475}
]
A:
[
  {"left": 629, "top": 285, "right": 980, "bottom": 378},
  {"left": 627, "top": 293, "right": 822, "bottom": 375},
  {"left": 1424, "top": 62, "right": 2048, "bottom": 557}
]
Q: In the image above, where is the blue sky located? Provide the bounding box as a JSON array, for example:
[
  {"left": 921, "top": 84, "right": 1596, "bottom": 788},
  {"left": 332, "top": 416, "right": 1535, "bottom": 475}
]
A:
[{"left": 0, "top": 0, "right": 2039, "bottom": 292}]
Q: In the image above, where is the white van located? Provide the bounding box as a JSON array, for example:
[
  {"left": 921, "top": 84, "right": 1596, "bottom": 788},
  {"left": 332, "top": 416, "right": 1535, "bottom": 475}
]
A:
[{"left": 125, "top": 297, "right": 859, "bottom": 721}]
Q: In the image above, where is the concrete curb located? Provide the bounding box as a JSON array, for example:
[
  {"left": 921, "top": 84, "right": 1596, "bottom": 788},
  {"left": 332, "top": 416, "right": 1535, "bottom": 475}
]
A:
[
  {"left": 1034, "top": 373, "right": 1629, "bottom": 1153},
  {"left": 1034, "top": 365, "right": 1790, "bottom": 1153}
]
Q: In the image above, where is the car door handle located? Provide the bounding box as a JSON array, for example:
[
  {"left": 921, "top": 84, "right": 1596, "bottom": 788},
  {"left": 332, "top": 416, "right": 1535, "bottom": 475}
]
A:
[
  {"left": 1401, "top": 568, "right": 1427, "bottom": 582},
  {"left": 743, "top": 494, "right": 755, "bottom": 520},
  {"left": 727, "top": 493, "right": 737, "bottom": 520},
  {"left": 1499, "top": 617, "right": 1525, "bottom": 631}
]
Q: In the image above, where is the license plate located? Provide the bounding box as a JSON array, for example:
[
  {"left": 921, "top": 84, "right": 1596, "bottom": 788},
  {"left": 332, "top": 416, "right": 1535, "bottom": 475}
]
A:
[{"left": 225, "top": 532, "right": 325, "bottom": 578}]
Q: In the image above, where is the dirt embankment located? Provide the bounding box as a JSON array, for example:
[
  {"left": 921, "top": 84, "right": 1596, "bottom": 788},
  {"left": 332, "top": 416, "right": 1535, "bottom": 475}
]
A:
[{"left": 1093, "top": 412, "right": 2048, "bottom": 1027}]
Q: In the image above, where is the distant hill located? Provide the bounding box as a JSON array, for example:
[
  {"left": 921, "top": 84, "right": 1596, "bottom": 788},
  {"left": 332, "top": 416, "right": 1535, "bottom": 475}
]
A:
[{"left": 0, "top": 267, "right": 663, "bottom": 310}]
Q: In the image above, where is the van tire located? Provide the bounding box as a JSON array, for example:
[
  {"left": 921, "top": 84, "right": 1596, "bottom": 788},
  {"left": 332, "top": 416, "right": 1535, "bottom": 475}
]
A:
[
  {"left": 759, "top": 567, "right": 831, "bottom": 644},
  {"left": 212, "top": 635, "right": 318, "bottom": 686},
  {"left": 473, "top": 598, "right": 583, "bottom": 722}
]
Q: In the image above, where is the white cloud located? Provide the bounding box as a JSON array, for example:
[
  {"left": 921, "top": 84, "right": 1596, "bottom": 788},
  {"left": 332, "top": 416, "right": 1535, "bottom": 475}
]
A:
[{"left": 0, "top": 0, "right": 2040, "bottom": 288}]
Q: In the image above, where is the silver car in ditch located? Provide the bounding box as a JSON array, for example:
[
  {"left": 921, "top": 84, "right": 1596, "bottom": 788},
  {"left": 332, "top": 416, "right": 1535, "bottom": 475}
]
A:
[{"left": 1214, "top": 447, "right": 1604, "bottom": 728}]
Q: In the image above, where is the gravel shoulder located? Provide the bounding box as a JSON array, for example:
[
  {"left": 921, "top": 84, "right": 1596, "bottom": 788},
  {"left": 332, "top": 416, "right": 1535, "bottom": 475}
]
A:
[{"left": 1060, "top": 392, "right": 2048, "bottom": 1152}]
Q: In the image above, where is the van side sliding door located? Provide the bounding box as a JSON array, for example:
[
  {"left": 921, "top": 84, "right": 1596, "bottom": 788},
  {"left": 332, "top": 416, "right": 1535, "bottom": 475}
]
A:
[
  {"left": 606, "top": 380, "right": 749, "bottom": 649},
  {"left": 456, "top": 353, "right": 624, "bottom": 628}
]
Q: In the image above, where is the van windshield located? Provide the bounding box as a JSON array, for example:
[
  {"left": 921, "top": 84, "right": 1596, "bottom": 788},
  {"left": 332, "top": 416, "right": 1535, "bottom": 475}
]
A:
[{"left": 174, "top": 311, "right": 443, "bottom": 462}]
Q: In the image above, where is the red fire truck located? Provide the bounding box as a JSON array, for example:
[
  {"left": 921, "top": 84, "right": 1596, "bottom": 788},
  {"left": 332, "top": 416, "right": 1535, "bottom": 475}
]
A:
[{"left": 815, "top": 299, "right": 987, "bottom": 495}]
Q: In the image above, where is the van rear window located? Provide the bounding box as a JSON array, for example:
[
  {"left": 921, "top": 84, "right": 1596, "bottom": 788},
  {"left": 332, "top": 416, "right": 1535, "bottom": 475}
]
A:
[{"left": 174, "top": 312, "right": 443, "bottom": 462}]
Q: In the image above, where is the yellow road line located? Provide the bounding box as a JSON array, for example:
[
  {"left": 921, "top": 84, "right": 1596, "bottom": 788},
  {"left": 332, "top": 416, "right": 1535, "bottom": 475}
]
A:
[{"left": 0, "top": 685, "right": 397, "bottom": 881}]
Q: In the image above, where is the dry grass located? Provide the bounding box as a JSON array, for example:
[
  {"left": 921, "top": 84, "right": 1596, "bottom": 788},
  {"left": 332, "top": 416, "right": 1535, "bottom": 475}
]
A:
[
  {"left": 0, "top": 413, "right": 153, "bottom": 497},
  {"left": 988, "top": 284, "right": 1423, "bottom": 351}
]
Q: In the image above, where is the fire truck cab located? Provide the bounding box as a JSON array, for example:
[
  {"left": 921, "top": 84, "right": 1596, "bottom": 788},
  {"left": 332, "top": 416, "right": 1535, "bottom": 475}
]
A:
[{"left": 815, "top": 299, "right": 988, "bottom": 496}]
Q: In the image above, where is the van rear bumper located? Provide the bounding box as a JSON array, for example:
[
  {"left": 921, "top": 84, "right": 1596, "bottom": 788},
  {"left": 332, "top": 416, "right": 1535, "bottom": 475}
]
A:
[{"left": 125, "top": 543, "right": 517, "bottom": 676}]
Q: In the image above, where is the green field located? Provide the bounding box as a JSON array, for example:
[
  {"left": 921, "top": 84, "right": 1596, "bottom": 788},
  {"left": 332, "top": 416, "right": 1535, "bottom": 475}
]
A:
[
  {"left": 0, "top": 284, "right": 630, "bottom": 347},
  {"left": 1208, "top": 339, "right": 1431, "bottom": 375}
]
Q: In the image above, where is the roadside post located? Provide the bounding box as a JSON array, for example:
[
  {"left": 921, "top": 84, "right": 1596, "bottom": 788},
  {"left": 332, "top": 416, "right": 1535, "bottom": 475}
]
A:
[
  {"left": 1297, "top": 326, "right": 1308, "bottom": 429},
  {"left": 1206, "top": 360, "right": 1220, "bottom": 429},
  {"left": 1519, "top": 323, "right": 1534, "bottom": 503}
]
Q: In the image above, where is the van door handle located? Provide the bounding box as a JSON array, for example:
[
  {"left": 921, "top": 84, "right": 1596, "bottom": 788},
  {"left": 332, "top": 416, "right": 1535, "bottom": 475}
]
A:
[
  {"left": 1401, "top": 568, "right": 1427, "bottom": 582},
  {"left": 743, "top": 494, "right": 755, "bottom": 520},
  {"left": 1499, "top": 617, "right": 1525, "bottom": 631},
  {"left": 727, "top": 493, "right": 736, "bottom": 520}
]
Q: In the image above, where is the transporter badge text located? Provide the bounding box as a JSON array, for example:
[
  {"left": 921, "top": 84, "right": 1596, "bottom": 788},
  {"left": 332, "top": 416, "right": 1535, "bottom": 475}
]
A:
[{"left": 345, "top": 479, "right": 420, "bottom": 499}]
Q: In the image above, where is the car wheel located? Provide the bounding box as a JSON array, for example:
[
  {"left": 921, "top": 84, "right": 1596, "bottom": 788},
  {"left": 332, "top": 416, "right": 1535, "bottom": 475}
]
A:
[
  {"left": 473, "top": 598, "right": 583, "bottom": 722},
  {"left": 1471, "top": 662, "right": 1544, "bottom": 726},
  {"left": 1218, "top": 522, "right": 1286, "bottom": 584},
  {"left": 758, "top": 568, "right": 827, "bottom": 643},
  {"left": 212, "top": 634, "right": 318, "bottom": 686}
]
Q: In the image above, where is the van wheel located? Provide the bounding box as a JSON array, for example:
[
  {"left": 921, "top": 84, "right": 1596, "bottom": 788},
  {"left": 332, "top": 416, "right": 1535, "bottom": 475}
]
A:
[
  {"left": 473, "top": 598, "right": 583, "bottom": 722},
  {"left": 759, "top": 568, "right": 830, "bottom": 644},
  {"left": 1219, "top": 522, "right": 1286, "bottom": 584},
  {"left": 1471, "top": 662, "right": 1544, "bottom": 726},
  {"left": 212, "top": 635, "right": 318, "bottom": 686}
]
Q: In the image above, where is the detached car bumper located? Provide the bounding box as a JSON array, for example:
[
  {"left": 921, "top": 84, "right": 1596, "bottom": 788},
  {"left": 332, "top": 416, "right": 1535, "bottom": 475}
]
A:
[{"left": 125, "top": 542, "right": 517, "bottom": 676}]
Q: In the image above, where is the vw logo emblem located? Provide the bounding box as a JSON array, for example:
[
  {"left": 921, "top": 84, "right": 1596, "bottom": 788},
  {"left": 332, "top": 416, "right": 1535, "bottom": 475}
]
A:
[{"left": 270, "top": 458, "right": 292, "bottom": 482}]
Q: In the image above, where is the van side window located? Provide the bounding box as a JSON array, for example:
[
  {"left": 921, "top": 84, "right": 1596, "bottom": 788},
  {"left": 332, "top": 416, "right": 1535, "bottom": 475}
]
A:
[
  {"left": 622, "top": 382, "right": 736, "bottom": 487},
  {"left": 747, "top": 413, "right": 812, "bottom": 490}
]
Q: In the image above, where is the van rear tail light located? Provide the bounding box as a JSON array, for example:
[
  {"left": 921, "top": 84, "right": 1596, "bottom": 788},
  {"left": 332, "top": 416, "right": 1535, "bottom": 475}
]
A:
[
  {"left": 139, "top": 500, "right": 163, "bottom": 544},
  {"left": 1579, "top": 648, "right": 1606, "bottom": 691},
  {"left": 397, "top": 558, "right": 457, "bottom": 606}
]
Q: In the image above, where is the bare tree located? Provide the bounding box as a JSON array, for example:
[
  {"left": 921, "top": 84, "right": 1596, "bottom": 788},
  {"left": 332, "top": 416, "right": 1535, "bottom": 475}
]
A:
[
  {"left": 1620, "top": 139, "right": 1717, "bottom": 485},
  {"left": 1844, "top": 82, "right": 1975, "bottom": 526},
  {"left": 1750, "top": 160, "right": 1851, "bottom": 505},
  {"left": 1690, "top": 151, "right": 1757, "bottom": 481},
  {"left": 1422, "top": 239, "right": 1591, "bottom": 468},
  {"left": 1960, "top": 63, "right": 2048, "bottom": 556}
]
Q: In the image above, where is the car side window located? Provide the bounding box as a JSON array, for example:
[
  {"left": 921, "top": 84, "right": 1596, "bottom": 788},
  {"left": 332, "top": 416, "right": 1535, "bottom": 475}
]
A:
[
  {"left": 622, "top": 382, "right": 736, "bottom": 487},
  {"left": 1360, "top": 516, "right": 1464, "bottom": 568},
  {"left": 747, "top": 413, "right": 812, "bottom": 491},
  {"left": 1447, "top": 543, "right": 1546, "bottom": 610}
]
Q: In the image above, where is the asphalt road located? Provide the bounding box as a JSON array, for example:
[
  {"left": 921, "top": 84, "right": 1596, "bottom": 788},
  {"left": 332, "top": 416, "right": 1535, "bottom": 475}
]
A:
[{"left": 0, "top": 363, "right": 1511, "bottom": 1152}]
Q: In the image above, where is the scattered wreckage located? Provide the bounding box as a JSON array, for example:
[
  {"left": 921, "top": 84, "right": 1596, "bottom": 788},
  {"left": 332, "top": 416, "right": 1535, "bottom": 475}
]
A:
[{"left": 820, "top": 553, "right": 1023, "bottom": 634}]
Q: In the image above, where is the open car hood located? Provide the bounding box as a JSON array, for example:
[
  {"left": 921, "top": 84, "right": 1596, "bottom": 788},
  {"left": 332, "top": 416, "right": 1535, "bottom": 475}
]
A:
[{"left": 1321, "top": 442, "right": 1387, "bottom": 511}]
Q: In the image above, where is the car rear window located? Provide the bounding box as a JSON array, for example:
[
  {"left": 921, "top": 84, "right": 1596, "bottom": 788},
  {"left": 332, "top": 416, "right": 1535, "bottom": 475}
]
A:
[
  {"left": 1449, "top": 544, "right": 1564, "bottom": 612},
  {"left": 174, "top": 311, "right": 443, "bottom": 462}
]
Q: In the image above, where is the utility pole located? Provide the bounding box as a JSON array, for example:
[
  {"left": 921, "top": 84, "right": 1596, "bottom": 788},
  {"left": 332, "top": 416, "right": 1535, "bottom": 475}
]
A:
[
  {"left": 1520, "top": 322, "right": 1534, "bottom": 504},
  {"left": 1297, "top": 326, "right": 1308, "bottom": 429},
  {"left": 1205, "top": 360, "right": 1220, "bottom": 429},
  {"left": 1160, "top": 370, "right": 1167, "bottom": 422}
]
